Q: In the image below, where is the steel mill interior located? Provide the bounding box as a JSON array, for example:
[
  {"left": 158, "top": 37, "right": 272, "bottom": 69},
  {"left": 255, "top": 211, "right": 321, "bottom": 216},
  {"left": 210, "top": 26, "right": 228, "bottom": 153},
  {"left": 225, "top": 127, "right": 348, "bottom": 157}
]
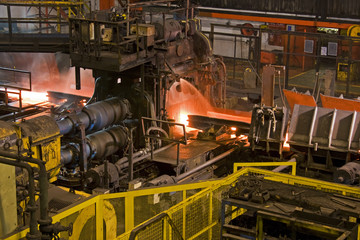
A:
[{"left": 0, "top": 0, "right": 360, "bottom": 239}]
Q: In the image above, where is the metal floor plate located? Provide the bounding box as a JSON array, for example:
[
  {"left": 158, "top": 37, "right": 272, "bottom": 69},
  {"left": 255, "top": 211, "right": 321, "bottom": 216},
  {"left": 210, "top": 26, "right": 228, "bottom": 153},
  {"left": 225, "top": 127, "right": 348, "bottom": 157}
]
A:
[{"left": 151, "top": 140, "right": 221, "bottom": 165}]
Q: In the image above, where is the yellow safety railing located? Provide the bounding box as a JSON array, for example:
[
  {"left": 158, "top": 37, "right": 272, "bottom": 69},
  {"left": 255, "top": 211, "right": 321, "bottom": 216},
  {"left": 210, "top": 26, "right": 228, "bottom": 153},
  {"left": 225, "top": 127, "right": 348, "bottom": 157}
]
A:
[
  {"left": 5, "top": 167, "right": 360, "bottom": 240},
  {"left": 233, "top": 161, "right": 297, "bottom": 175},
  {"left": 117, "top": 167, "right": 360, "bottom": 240},
  {"left": 4, "top": 180, "right": 221, "bottom": 240}
]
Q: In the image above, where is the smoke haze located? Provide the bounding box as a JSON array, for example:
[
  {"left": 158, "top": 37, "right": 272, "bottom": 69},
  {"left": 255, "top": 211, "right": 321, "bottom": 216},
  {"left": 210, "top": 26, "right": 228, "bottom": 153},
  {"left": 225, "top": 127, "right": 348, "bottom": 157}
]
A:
[{"left": 0, "top": 52, "right": 94, "bottom": 97}]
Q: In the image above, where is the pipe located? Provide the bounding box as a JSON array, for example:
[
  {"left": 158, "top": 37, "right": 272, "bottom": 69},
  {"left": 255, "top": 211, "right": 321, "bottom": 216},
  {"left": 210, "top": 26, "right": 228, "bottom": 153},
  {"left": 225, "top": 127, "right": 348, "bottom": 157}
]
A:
[
  {"left": 216, "top": 58, "right": 227, "bottom": 108},
  {"left": 61, "top": 126, "right": 128, "bottom": 165},
  {"left": 116, "top": 149, "right": 146, "bottom": 164},
  {"left": 115, "top": 143, "right": 176, "bottom": 170},
  {"left": 175, "top": 147, "right": 236, "bottom": 182},
  {"left": 0, "top": 151, "right": 50, "bottom": 239},
  {"left": 272, "top": 158, "right": 296, "bottom": 173},
  {"left": 0, "top": 157, "right": 40, "bottom": 239},
  {"left": 57, "top": 97, "right": 130, "bottom": 135}
]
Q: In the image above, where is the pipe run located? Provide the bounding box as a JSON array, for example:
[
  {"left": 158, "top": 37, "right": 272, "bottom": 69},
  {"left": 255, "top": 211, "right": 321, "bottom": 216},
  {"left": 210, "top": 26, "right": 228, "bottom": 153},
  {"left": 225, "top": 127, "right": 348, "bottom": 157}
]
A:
[
  {"left": 61, "top": 125, "right": 129, "bottom": 165},
  {"left": 0, "top": 157, "right": 40, "bottom": 239},
  {"left": 115, "top": 143, "right": 176, "bottom": 170},
  {"left": 57, "top": 97, "right": 131, "bottom": 135},
  {"left": 0, "top": 150, "right": 50, "bottom": 239},
  {"left": 272, "top": 158, "right": 296, "bottom": 173},
  {"left": 0, "top": 150, "right": 73, "bottom": 239},
  {"left": 176, "top": 147, "right": 236, "bottom": 182}
]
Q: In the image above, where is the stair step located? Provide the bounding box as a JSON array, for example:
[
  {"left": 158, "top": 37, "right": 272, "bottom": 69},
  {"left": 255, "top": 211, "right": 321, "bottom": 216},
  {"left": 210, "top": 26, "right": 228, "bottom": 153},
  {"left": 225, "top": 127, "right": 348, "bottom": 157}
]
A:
[
  {"left": 223, "top": 224, "right": 256, "bottom": 235},
  {"left": 222, "top": 233, "right": 251, "bottom": 240}
]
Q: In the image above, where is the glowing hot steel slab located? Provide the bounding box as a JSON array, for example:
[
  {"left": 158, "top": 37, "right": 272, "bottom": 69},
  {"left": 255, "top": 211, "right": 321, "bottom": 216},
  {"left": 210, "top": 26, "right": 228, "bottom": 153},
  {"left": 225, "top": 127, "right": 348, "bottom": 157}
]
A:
[{"left": 188, "top": 114, "right": 250, "bottom": 132}]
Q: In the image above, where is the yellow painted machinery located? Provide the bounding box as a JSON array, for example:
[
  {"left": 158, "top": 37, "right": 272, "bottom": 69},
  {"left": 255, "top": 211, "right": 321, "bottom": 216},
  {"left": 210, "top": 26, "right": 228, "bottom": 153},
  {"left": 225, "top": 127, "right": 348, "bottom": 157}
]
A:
[
  {"left": 0, "top": 116, "right": 63, "bottom": 239},
  {"left": 3, "top": 1, "right": 360, "bottom": 240},
  {"left": 337, "top": 25, "right": 360, "bottom": 82},
  {"left": 0, "top": 116, "right": 61, "bottom": 179},
  {"left": 337, "top": 62, "right": 360, "bottom": 82},
  {"left": 0, "top": 97, "right": 133, "bottom": 239},
  {"left": 4, "top": 166, "right": 360, "bottom": 240}
]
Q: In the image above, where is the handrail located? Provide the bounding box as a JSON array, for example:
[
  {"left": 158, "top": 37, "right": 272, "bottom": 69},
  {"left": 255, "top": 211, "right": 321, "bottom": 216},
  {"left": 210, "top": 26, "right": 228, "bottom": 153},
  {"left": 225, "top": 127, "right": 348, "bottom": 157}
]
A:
[
  {"left": 129, "top": 212, "right": 184, "bottom": 240},
  {"left": 0, "top": 67, "right": 31, "bottom": 91},
  {"left": 141, "top": 117, "right": 188, "bottom": 145},
  {"left": 233, "top": 161, "right": 297, "bottom": 176}
]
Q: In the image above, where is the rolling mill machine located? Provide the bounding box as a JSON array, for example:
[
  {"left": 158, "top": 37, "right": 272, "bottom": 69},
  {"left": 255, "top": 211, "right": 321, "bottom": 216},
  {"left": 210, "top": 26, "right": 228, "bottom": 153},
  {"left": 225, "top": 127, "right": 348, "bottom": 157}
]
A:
[
  {"left": 1, "top": 1, "right": 360, "bottom": 239},
  {"left": 0, "top": 1, "right": 242, "bottom": 238}
]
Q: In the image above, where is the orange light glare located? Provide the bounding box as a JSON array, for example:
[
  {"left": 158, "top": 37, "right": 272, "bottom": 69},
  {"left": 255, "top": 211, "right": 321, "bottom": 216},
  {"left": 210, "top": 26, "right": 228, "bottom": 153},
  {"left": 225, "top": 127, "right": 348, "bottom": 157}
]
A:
[
  {"left": 179, "top": 113, "right": 189, "bottom": 127},
  {"left": 230, "top": 127, "right": 237, "bottom": 131},
  {"left": 8, "top": 90, "right": 48, "bottom": 104},
  {"left": 283, "top": 132, "right": 290, "bottom": 151}
]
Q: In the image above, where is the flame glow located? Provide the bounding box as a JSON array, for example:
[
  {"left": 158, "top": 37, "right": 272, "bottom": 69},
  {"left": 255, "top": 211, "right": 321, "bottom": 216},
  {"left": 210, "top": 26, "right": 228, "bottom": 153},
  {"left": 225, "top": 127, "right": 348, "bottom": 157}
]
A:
[
  {"left": 167, "top": 79, "right": 252, "bottom": 137},
  {"left": 22, "top": 91, "right": 48, "bottom": 103},
  {"left": 7, "top": 90, "right": 48, "bottom": 104},
  {"left": 179, "top": 113, "right": 189, "bottom": 126},
  {"left": 283, "top": 132, "right": 290, "bottom": 151},
  {"left": 80, "top": 99, "right": 87, "bottom": 106},
  {"left": 179, "top": 112, "right": 199, "bottom": 132}
]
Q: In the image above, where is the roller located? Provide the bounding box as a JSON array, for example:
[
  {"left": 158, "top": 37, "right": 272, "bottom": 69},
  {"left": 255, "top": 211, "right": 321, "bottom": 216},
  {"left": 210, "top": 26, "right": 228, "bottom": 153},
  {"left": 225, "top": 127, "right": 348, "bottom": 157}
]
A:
[{"left": 57, "top": 97, "right": 131, "bottom": 135}]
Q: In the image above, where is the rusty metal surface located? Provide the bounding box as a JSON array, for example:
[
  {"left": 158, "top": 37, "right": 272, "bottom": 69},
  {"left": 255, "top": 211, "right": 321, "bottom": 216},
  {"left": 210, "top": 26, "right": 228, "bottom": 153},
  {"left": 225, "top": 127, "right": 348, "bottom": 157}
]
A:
[
  {"left": 20, "top": 115, "right": 59, "bottom": 142},
  {"left": 321, "top": 94, "right": 360, "bottom": 112},
  {"left": 283, "top": 89, "right": 317, "bottom": 112},
  {"left": 261, "top": 65, "right": 275, "bottom": 107},
  {"left": 151, "top": 140, "right": 220, "bottom": 165}
]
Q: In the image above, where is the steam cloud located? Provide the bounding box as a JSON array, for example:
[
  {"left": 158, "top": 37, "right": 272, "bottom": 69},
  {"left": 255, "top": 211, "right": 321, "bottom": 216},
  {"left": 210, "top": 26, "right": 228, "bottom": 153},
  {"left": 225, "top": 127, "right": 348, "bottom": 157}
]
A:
[{"left": 0, "top": 52, "right": 94, "bottom": 97}]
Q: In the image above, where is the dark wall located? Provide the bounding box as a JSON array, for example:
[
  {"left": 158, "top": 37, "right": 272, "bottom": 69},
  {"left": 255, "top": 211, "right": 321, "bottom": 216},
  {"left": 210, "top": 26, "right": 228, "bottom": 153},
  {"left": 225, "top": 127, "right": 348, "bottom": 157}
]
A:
[
  {"left": 198, "top": 0, "right": 360, "bottom": 20},
  {"left": 327, "top": 0, "right": 360, "bottom": 19}
]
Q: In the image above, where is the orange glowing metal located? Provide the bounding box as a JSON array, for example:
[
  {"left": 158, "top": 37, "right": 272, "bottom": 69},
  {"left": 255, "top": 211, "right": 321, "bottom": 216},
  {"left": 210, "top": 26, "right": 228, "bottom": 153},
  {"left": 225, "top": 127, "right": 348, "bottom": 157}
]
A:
[
  {"left": 283, "top": 132, "right": 290, "bottom": 151},
  {"left": 207, "top": 111, "right": 252, "bottom": 124},
  {"left": 179, "top": 113, "right": 189, "bottom": 126},
  {"left": 238, "top": 134, "right": 250, "bottom": 146},
  {"left": 178, "top": 112, "right": 201, "bottom": 133},
  {"left": 230, "top": 134, "right": 236, "bottom": 138},
  {"left": 22, "top": 91, "right": 48, "bottom": 103},
  {"left": 8, "top": 90, "right": 48, "bottom": 104},
  {"left": 230, "top": 127, "right": 237, "bottom": 131},
  {"left": 238, "top": 135, "right": 248, "bottom": 141},
  {"left": 80, "top": 99, "right": 87, "bottom": 106}
]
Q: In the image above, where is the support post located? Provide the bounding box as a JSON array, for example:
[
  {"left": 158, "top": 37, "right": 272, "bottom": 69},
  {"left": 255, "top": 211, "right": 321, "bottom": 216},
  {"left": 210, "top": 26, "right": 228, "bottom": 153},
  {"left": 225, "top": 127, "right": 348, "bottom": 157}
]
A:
[{"left": 75, "top": 66, "right": 81, "bottom": 90}]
